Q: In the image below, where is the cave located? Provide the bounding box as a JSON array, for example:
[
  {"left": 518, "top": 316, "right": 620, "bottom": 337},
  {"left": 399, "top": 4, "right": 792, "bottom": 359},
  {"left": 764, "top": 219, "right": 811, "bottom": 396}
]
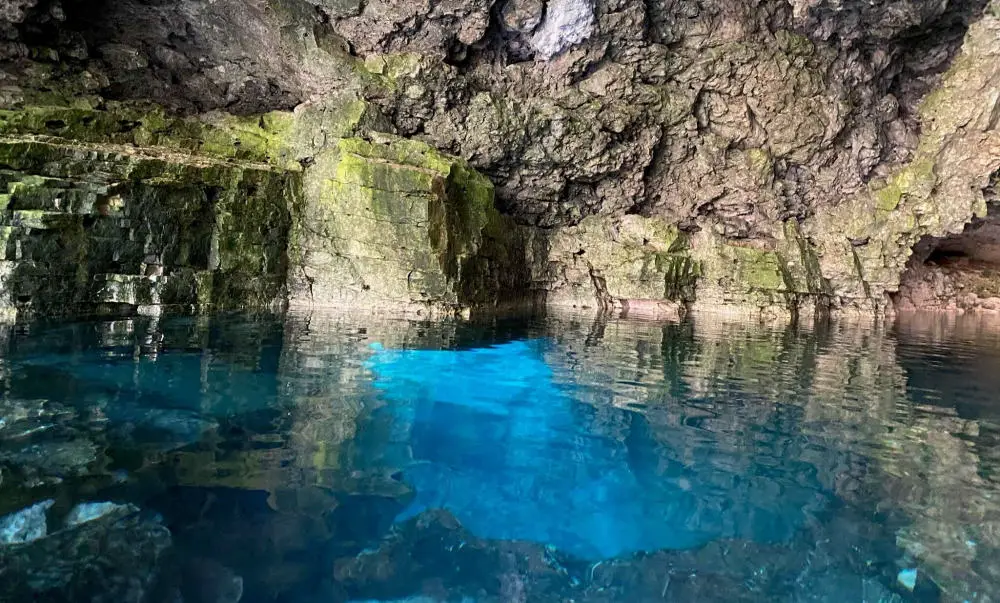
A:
[
  {"left": 3, "top": 3, "right": 1000, "bottom": 603},
  {"left": 895, "top": 201, "right": 1000, "bottom": 312}
]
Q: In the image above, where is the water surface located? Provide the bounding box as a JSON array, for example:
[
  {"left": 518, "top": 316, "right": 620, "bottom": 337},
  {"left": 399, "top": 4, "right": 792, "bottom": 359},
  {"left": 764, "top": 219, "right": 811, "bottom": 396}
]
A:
[{"left": 0, "top": 311, "right": 999, "bottom": 602}]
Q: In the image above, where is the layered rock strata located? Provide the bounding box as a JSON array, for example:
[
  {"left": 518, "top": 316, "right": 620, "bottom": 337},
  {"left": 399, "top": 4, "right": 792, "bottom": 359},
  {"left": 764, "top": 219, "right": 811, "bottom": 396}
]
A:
[{"left": 0, "top": 0, "right": 996, "bottom": 318}]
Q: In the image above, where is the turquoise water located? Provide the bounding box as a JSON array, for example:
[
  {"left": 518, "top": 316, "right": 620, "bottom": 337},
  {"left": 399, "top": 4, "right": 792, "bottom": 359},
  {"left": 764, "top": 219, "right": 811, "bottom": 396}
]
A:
[{"left": 0, "top": 312, "right": 999, "bottom": 602}]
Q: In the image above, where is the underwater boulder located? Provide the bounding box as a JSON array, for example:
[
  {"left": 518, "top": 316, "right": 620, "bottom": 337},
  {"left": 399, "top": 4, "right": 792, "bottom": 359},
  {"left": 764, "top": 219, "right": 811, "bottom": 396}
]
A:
[
  {"left": 0, "top": 502, "right": 172, "bottom": 602},
  {"left": 1, "top": 439, "right": 100, "bottom": 481},
  {"left": 177, "top": 558, "right": 245, "bottom": 603},
  {"left": 333, "top": 507, "right": 868, "bottom": 603},
  {"left": 0, "top": 398, "right": 74, "bottom": 439},
  {"left": 65, "top": 501, "right": 132, "bottom": 527},
  {"left": 0, "top": 499, "right": 54, "bottom": 544}
]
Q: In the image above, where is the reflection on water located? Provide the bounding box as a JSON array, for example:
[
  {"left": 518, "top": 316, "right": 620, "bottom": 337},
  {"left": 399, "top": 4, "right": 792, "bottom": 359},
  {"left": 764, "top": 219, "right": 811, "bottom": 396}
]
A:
[{"left": 0, "top": 311, "right": 998, "bottom": 602}]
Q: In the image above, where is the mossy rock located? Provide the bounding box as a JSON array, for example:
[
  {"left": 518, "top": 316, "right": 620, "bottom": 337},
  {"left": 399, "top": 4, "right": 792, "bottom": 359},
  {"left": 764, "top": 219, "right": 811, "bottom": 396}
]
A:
[
  {"left": 727, "top": 245, "right": 788, "bottom": 291},
  {"left": 0, "top": 97, "right": 376, "bottom": 169},
  {"left": 872, "top": 158, "right": 936, "bottom": 212},
  {"left": 290, "top": 135, "right": 526, "bottom": 312},
  {"left": 0, "top": 139, "right": 296, "bottom": 317}
]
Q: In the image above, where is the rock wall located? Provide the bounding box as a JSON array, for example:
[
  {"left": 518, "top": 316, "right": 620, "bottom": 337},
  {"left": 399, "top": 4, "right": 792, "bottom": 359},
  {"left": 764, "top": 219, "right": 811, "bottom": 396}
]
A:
[
  {"left": 0, "top": 0, "right": 997, "bottom": 318},
  {"left": 289, "top": 135, "right": 534, "bottom": 314},
  {"left": 0, "top": 137, "right": 294, "bottom": 317}
]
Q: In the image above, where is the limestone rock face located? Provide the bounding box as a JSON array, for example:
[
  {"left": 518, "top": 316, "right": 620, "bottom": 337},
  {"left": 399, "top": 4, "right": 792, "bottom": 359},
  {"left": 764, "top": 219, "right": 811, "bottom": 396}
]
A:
[
  {"left": 534, "top": 215, "right": 697, "bottom": 314},
  {"left": 0, "top": 137, "right": 294, "bottom": 317},
  {"left": 0, "top": 99, "right": 529, "bottom": 317},
  {"left": 53, "top": 0, "right": 365, "bottom": 114},
  {"left": 804, "top": 2, "right": 1000, "bottom": 311},
  {"left": 0, "top": 0, "right": 997, "bottom": 316},
  {"left": 289, "top": 135, "right": 533, "bottom": 314},
  {"left": 328, "top": 0, "right": 495, "bottom": 56}
]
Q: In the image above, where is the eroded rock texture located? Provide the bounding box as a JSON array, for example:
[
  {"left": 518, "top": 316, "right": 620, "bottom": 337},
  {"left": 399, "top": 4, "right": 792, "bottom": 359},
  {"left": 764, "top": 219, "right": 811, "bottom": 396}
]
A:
[
  {"left": 0, "top": 0, "right": 997, "bottom": 316},
  {"left": 372, "top": 0, "right": 981, "bottom": 229}
]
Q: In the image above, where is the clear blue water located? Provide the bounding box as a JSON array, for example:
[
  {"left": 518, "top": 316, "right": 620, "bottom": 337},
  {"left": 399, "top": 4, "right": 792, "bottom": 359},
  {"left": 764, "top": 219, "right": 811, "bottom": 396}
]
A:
[{"left": 0, "top": 311, "right": 999, "bottom": 602}]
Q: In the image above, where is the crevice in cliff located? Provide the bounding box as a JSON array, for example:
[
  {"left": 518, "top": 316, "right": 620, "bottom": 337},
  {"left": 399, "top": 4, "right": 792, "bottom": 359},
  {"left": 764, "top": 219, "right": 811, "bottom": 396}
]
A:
[{"left": 889, "top": 0, "right": 989, "bottom": 97}]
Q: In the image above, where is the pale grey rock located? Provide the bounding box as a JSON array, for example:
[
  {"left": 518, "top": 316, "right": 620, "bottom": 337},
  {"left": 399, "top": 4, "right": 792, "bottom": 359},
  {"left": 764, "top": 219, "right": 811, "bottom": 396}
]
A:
[
  {"left": 0, "top": 0, "right": 38, "bottom": 23},
  {"left": 65, "top": 502, "right": 132, "bottom": 527},
  {"left": 500, "top": 0, "right": 544, "bottom": 34},
  {"left": 328, "top": 0, "right": 494, "bottom": 56},
  {"left": 0, "top": 499, "right": 53, "bottom": 545},
  {"left": 529, "top": 0, "right": 595, "bottom": 59},
  {"left": 98, "top": 43, "right": 149, "bottom": 72}
]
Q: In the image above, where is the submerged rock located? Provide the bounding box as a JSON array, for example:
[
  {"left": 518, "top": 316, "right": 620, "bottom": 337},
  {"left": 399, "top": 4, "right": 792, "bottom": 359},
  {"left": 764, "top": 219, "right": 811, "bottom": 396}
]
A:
[
  {"left": 65, "top": 501, "right": 131, "bottom": 527},
  {"left": 897, "top": 568, "right": 918, "bottom": 591},
  {"left": 177, "top": 558, "right": 245, "bottom": 603},
  {"left": 333, "top": 508, "right": 896, "bottom": 603},
  {"left": 0, "top": 499, "right": 53, "bottom": 545},
  {"left": 0, "top": 502, "right": 171, "bottom": 602},
  {"left": 349, "top": 598, "right": 475, "bottom": 603},
  {"left": 365, "top": 340, "right": 824, "bottom": 559},
  {"left": 1, "top": 439, "right": 99, "bottom": 479},
  {"left": 0, "top": 398, "right": 73, "bottom": 438},
  {"left": 109, "top": 407, "right": 218, "bottom": 450}
]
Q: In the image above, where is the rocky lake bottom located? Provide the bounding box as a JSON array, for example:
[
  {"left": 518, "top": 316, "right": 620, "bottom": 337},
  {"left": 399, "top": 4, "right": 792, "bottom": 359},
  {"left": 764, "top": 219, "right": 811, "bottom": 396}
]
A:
[{"left": 0, "top": 310, "right": 999, "bottom": 602}]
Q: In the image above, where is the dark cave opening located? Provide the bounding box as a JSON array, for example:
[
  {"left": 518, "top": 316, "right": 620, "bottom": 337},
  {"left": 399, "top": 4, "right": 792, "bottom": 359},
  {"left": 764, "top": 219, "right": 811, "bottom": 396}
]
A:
[{"left": 894, "top": 199, "right": 1000, "bottom": 312}]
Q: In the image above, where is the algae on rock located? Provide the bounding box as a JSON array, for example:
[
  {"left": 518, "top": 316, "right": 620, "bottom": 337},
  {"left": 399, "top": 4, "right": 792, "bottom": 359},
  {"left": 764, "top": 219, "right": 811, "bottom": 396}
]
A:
[
  {"left": 0, "top": 92, "right": 523, "bottom": 319},
  {"left": 536, "top": 215, "right": 697, "bottom": 317},
  {"left": 683, "top": 221, "right": 831, "bottom": 317},
  {"left": 803, "top": 7, "right": 1000, "bottom": 313},
  {"left": 0, "top": 138, "right": 295, "bottom": 317},
  {"left": 289, "top": 135, "right": 532, "bottom": 314}
]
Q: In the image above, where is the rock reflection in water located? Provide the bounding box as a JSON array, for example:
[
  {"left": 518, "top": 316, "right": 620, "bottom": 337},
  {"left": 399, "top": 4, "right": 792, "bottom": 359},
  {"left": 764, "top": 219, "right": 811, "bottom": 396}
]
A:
[{"left": 0, "top": 311, "right": 996, "bottom": 602}]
